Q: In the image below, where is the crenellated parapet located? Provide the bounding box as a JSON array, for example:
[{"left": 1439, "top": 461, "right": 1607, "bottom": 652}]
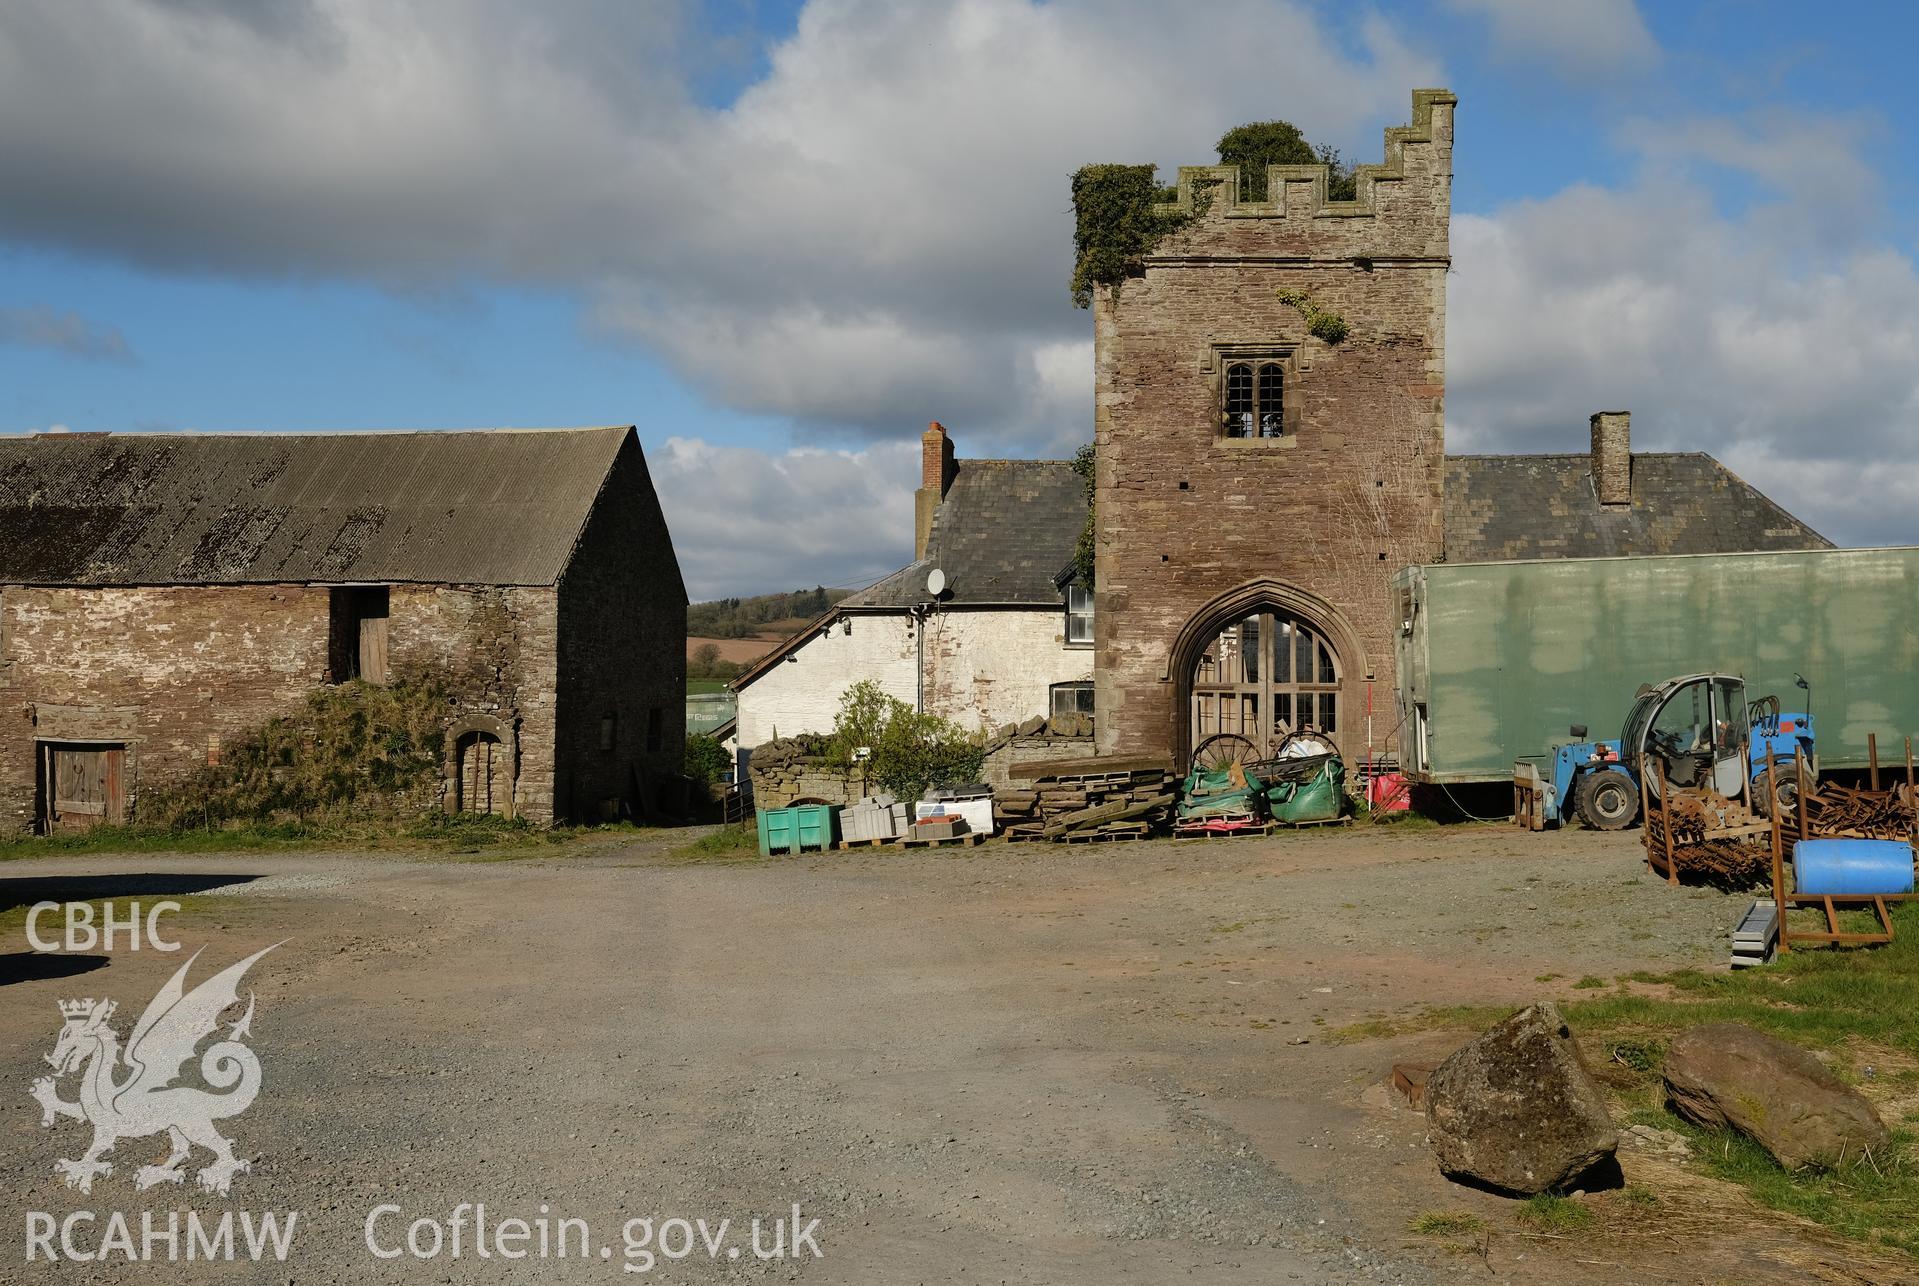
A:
[{"left": 1152, "top": 89, "right": 1455, "bottom": 260}]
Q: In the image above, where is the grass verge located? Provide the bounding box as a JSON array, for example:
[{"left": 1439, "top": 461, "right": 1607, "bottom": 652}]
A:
[
  {"left": 0, "top": 815, "right": 656, "bottom": 862},
  {"left": 1340, "top": 899, "right": 1919, "bottom": 1257},
  {"left": 668, "top": 824, "right": 764, "bottom": 864}
]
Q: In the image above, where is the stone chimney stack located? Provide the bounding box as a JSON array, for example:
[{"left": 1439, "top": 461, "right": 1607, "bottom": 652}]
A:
[
  {"left": 914, "top": 421, "right": 958, "bottom": 560},
  {"left": 1590, "top": 411, "right": 1631, "bottom": 508}
]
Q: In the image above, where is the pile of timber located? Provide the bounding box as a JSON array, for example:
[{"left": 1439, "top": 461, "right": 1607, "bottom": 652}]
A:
[
  {"left": 1799, "top": 781, "right": 1915, "bottom": 841},
  {"left": 996, "top": 754, "right": 1175, "bottom": 842}
]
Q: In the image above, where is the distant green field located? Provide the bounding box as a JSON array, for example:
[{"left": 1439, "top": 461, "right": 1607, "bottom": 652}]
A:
[{"left": 687, "top": 679, "right": 731, "bottom": 695}]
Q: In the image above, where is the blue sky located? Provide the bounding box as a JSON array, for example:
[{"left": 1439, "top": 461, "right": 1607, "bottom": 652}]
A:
[{"left": 4, "top": 0, "right": 1919, "bottom": 596}]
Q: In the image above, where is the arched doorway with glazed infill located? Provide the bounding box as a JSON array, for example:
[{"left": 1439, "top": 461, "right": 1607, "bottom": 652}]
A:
[
  {"left": 1191, "top": 610, "right": 1342, "bottom": 764},
  {"left": 1166, "top": 581, "right": 1368, "bottom": 771}
]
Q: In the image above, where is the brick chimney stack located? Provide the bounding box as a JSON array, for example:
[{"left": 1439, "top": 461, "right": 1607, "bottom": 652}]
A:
[
  {"left": 1590, "top": 411, "right": 1631, "bottom": 508},
  {"left": 914, "top": 421, "right": 957, "bottom": 560}
]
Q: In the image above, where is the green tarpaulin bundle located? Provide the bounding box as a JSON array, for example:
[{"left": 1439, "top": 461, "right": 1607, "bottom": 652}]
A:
[
  {"left": 1265, "top": 754, "right": 1344, "bottom": 824},
  {"left": 1178, "top": 764, "right": 1268, "bottom": 820}
]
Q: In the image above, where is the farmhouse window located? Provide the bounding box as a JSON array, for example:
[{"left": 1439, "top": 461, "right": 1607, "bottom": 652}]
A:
[
  {"left": 1065, "top": 584, "right": 1094, "bottom": 646},
  {"left": 1050, "top": 681, "right": 1094, "bottom": 719},
  {"left": 328, "top": 586, "right": 389, "bottom": 685}
]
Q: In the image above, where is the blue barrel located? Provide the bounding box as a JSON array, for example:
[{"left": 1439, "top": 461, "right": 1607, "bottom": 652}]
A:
[{"left": 1793, "top": 839, "right": 1915, "bottom": 896}]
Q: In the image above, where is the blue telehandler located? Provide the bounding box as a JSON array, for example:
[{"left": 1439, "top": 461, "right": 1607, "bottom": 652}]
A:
[{"left": 1513, "top": 673, "right": 1815, "bottom": 831}]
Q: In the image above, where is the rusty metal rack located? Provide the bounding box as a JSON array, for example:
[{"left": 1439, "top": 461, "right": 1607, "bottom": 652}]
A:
[
  {"left": 1761, "top": 744, "right": 1919, "bottom": 951},
  {"left": 1639, "top": 757, "right": 1772, "bottom": 886}
]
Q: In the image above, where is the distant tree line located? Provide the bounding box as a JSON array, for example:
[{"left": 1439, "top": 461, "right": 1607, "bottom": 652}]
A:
[{"left": 687, "top": 586, "right": 849, "bottom": 639}]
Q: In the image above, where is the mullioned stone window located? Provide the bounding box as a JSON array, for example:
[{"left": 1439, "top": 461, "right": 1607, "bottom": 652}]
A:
[{"left": 1209, "top": 343, "right": 1300, "bottom": 444}]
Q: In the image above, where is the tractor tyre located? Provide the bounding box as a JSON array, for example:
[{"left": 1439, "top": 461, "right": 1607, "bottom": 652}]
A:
[
  {"left": 1575, "top": 767, "right": 1640, "bottom": 831},
  {"left": 1750, "top": 771, "right": 1798, "bottom": 822}
]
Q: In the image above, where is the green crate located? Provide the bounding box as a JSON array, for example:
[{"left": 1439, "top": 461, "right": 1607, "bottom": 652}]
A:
[{"left": 757, "top": 804, "right": 838, "bottom": 855}]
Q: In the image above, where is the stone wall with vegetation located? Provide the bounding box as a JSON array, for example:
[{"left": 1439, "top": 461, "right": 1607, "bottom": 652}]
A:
[{"left": 0, "top": 580, "right": 560, "bottom": 833}]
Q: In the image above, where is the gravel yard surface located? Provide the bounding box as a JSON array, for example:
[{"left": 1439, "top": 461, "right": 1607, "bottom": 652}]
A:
[{"left": 0, "top": 824, "right": 1886, "bottom": 1283}]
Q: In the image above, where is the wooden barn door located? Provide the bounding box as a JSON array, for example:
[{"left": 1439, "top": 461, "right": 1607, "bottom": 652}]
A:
[{"left": 41, "top": 742, "right": 126, "bottom": 832}]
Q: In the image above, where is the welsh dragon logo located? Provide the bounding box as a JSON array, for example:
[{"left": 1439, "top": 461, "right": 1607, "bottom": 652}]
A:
[{"left": 30, "top": 943, "right": 281, "bottom": 1195}]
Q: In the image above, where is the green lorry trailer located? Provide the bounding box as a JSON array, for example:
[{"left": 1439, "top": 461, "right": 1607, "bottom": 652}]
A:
[{"left": 1393, "top": 547, "right": 1919, "bottom": 785}]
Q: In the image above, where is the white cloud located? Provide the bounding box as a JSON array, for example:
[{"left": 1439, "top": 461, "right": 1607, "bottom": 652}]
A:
[
  {"left": 0, "top": 0, "right": 1438, "bottom": 451},
  {"left": 650, "top": 435, "right": 919, "bottom": 598},
  {"left": 1445, "top": 0, "right": 1656, "bottom": 74},
  {"left": 0, "top": 305, "right": 133, "bottom": 361},
  {"left": 1448, "top": 110, "right": 1919, "bottom": 547}
]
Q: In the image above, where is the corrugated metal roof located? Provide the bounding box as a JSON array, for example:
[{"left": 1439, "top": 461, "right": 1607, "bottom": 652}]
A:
[{"left": 0, "top": 427, "right": 633, "bottom": 586}]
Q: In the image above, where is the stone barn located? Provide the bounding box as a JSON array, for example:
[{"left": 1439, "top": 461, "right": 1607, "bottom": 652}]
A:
[{"left": 0, "top": 426, "right": 686, "bottom": 831}]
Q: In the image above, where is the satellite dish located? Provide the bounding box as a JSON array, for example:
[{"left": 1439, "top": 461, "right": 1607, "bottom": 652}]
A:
[{"left": 926, "top": 568, "right": 946, "bottom": 597}]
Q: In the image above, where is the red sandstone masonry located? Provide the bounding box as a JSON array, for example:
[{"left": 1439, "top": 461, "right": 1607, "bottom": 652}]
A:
[
  {"left": 1091, "top": 90, "right": 1455, "bottom": 765},
  {"left": 0, "top": 583, "right": 559, "bottom": 830}
]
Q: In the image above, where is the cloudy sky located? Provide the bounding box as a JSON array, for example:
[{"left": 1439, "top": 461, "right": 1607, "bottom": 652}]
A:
[{"left": 3, "top": 0, "right": 1917, "bottom": 597}]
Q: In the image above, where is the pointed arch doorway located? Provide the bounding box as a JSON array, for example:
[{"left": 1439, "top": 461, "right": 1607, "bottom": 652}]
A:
[
  {"left": 1165, "top": 580, "right": 1368, "bottom": 770},
  {"left": 1191, "top": 610, "right": 1342, "bottom": 759}
]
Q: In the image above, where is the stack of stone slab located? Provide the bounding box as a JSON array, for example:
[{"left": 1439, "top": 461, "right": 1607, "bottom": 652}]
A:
[
  {"left": 996, "top": 754, "right": 1175, "bottom": 842},
  {"left": 840, "top": 794, "right": 909, "bottom": 845}
]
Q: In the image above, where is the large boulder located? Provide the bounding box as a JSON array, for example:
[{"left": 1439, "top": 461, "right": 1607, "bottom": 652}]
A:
[
  {"left": 1424, "top": 1002, "right": 1618, "bottom": 1194},
  {"left": 1664, "top": 1024, "right": 1889, "bottom": 1169}
]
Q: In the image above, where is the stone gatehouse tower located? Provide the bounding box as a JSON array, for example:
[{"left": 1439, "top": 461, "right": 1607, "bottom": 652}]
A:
[{"left": 1092, "top": 89, "right": 1455, "bottom": 765}]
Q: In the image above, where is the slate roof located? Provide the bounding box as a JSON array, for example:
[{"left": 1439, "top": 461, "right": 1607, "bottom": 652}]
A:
[
  {"left": 1443, "top": 452, "right": 1832, "bottom": 563},
  {"left": 0, "top": 427, "right": 634, "bottom": 587},
  {"left": 845, "top": 458, "right": 1086, "bottom": 607}
]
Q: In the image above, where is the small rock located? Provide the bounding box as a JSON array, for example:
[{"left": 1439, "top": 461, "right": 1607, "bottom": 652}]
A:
[
  {"left": 1664, "top": 1023, "right": 1890, "bottom": 1169},
  {"left": 1622, "top": 1124, "right": 1691, "bottom": 1157},
  {"left": 1424, "top": 1001, "right": 1618, "bottom": 1195}
]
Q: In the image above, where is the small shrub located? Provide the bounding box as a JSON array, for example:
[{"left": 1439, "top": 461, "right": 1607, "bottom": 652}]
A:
[
  {"left": 1607, "top": 1037, "right": 1665, "bottom": 1073},
  {"left": 1274, "top": 288, "right": 1350, "bottom": 344},
  {"left": 1071, "top": 442, "right": 1095, "bottom": 589},
  {"left": 1408, "top": 1211, "right": 1485, "bottom": 1237},
  {"left": 1572, "top": 975, "right": 1608, "bottom": 990},
  {"left": 1516, "top": 1194, "right": 1593, "bottom": 1232},
  {"left": 828, "top": 680, "right": 984, "bottom": 802},
  {"left": 685, "top": 733, "right": 732, "bottom": 787}
]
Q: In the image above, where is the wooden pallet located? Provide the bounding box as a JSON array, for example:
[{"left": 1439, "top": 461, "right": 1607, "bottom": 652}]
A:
[
  {"left": 1275, "top": 816, "right": 1347, "bottom": 829},
  {"left": 901, "top": 832, "right": 987, "bottom": 848},
  {"left": 1175, "top": 821, "right": 1280, "bottom": 840},
  {"left": 1055, "top": 829, "right": 1152, "bottom": 843},
  {"left": 1175, "top": 810, "right": 1260, "bottom": 828},
  {"left": 834, "top": 835, "right": 901, "bottom": 850}
]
